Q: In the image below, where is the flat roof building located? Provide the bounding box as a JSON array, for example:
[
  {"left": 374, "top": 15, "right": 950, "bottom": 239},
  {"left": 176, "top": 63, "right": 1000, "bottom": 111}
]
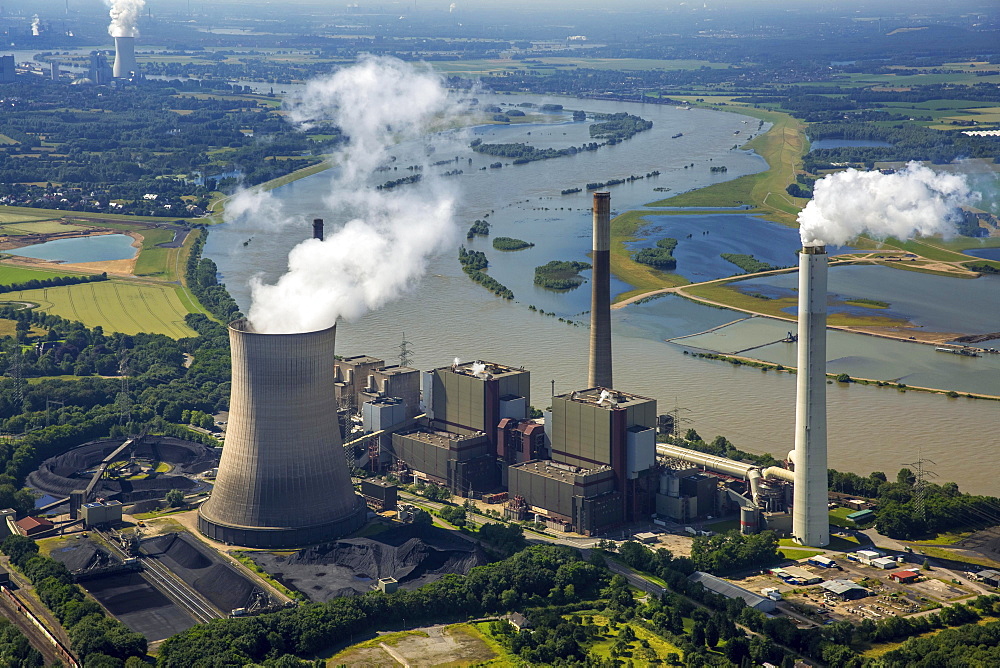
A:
[
  {"left": 689, "top": 572, "right": 777, "bottom": 613},
  {"left": 507, "top": 459, "right": 620, "bottom": 535}
]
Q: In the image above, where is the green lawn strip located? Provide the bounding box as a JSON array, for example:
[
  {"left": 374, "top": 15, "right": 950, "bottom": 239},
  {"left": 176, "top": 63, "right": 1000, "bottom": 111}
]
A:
[
  {"left": 647, "top": 106, "right": 809, "bottom": 227},
  {"left": 905, "top": 532, "right": 974, "bottom": 547},
  {"left": 0, "top": 264, "right": 85, "bottom": 283},
  {"left": 705, "top": 519, "right": 741, "bottom": 533},
  {"left": 908, "top": 546, "right": 1000, "bottom": 570},
  {"left": 0, "top": 205, "right": 196, "bottom": 224},
  {"left": 885, "top": 237, "right": 980, "bottom": 262},
  {"left": 779, "top": 547, "right": 827, "bottom": 560},
  {"left": 609, "top": 209, "right": 690, "bottom": 303},
  {"left": 681, "top": 280, "right": 912, "bottom": 328}
]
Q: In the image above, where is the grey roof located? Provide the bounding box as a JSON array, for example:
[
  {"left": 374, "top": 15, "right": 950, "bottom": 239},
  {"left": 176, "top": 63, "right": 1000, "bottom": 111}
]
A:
[
  {"left": 821, "top": 579, "right": 868, "bottom": 595},
  {"left": 976, "top": 569, "right": 1000, "bottom": 581},
  {"left": 688, "top": 572, "right": 776, "bottom": 612}
]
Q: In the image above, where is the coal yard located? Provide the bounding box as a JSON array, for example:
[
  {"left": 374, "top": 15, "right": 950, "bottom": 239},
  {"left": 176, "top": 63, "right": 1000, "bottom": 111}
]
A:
[
  {"left": 26, "top": 436, "right": 219, "bottom": 504},
  {"left": 141, "top": 533, "right": 264, "bottom": 614},
  {"left": 50, "top": 539, "right": 197, "bottom": 641},
  {"left": 248, "top": 524, "right": 488, "bottom": 602}
]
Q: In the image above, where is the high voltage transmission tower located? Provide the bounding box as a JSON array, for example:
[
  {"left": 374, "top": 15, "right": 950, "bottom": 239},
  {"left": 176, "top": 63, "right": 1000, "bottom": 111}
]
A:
[
  {"left": 117, "top": 353, "right": 132, "bottom": 428},
  {"left": 398, "top": 332, "right": 413, "bottom": 368},
  {"left": 906, "top": 455, "right": 937, "bottom": 522}
]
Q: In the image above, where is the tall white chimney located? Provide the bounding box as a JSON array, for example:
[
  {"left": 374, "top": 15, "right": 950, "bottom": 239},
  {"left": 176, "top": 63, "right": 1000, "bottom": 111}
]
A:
[
  {"left": 112, "top": 36, "right": 138, "bottom": 78},
  {"left": 792, "top": 244, "right": 830, "bottom": 547}
]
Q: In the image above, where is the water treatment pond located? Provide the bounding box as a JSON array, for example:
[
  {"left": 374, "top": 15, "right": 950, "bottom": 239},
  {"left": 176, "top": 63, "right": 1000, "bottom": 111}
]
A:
[{"left": 10, "top": 234, "right": 137, "bottom": 263}]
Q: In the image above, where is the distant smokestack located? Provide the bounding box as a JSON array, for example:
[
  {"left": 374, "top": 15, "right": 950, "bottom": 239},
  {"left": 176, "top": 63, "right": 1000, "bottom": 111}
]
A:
[
  {"left": 312, "top": 218, "right": 324, "bottom": 241},
  {"left": 588, "top": 192, "right": 612, "bottom": 388},
  {"left": 198, "top": 320, "right": 366, "bottom": 547},
  {"left": 112, "top": 36, "right": 137, "bottom": 78},
  {"left": 792, "top": 245, "right": 829, "bottom": 548}
]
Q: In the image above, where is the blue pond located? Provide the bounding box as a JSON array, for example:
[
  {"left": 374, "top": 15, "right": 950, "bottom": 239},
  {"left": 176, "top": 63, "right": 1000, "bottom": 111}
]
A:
[
  {"left": 964, "top": 247, "right": 1000, "bottom": 261},
  {"left": 11, "top": 234, "right": 138, "bottom": 263},
  {"left": 626, "top": 213, "right": 850, "bottom": 283}
]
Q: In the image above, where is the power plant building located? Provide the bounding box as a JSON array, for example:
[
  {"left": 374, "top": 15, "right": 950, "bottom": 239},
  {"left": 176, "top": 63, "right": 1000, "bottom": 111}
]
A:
[
  {"left": 198, "top": 320, "right": 366, "bottom": 548},
  {"left": 335, "top": 356, "right": 421, "bottom": 419},
  {"left": 507, "top": 387, "right": 658, "bottom": 534}
]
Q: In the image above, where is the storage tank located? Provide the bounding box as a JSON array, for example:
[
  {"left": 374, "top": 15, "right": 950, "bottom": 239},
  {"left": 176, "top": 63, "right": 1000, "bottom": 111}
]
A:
[
  {"left": 198, "top": 320, "right": 367, "bottom": 547},
  {"left": 740, "top": 506, "right": 759, "bottom": 534}
]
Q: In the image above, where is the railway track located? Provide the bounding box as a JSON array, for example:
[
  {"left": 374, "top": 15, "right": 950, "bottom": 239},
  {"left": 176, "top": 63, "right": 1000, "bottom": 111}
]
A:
[{"left": 97, "top": 530, "right": 221, "bottom": 625}]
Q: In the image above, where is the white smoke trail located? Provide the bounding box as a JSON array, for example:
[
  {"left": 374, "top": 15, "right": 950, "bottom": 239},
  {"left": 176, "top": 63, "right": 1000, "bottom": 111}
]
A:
[
  {"left": 798, "top": 162, "right": 980, "bottom": 247},
  {"left": 31, "top": 15, "right": 41, "bottom": 36},
  {"left": 240, "top": 56, "right": 465, "bottom": 334},
  {"left": 449, "top": 3, "right": 457, "bottom": 12},
  {"left": 106, "top": 0, "right": 144, "bottom": 38}
]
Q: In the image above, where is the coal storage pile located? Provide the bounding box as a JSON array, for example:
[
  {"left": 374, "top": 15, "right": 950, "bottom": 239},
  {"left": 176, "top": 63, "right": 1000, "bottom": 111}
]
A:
[
  {"left": 27, "top": 437, "right": 219, "bottom": 500},
  {"left": 249, "top": 524, "right": 488, "bottom": 602},
  {"left": 141, "top": 533, "right": 257, "bottom": 613},
  {"left": 50, "top": 540, "right": 116, "bottom": 572}
]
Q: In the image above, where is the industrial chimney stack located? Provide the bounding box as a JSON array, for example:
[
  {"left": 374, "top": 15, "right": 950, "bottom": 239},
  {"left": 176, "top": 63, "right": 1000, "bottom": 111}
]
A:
[
  {"left": 313, "top": 218, "right": 324, "bottom": 241},
  {"left": 199, "top": 320, "right": 366, "bottom": 547},
  {"left": 792, "top": 245, "right": 830, "bottom": 547},
  {"left": 112, "top": 36, "right": 138, "bottom": 78},
  {"left": 588, "top": 192, "right": 613, "bottom": 388}
]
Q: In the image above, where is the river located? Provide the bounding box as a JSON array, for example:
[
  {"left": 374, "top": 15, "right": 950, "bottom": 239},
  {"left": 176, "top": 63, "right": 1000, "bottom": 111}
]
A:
[{"left": 204, "top": 93, "right": 999, "bottom": 495}]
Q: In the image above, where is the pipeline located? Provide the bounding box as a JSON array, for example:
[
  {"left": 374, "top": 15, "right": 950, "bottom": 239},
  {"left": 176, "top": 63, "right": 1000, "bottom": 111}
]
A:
[{"left": 656, "top": 443, "right": 793, "bottom": 483}]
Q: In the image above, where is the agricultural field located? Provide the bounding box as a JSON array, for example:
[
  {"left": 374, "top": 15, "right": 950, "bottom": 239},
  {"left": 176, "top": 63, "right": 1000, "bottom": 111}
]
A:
[
  {"left": 3, "top": 221, "right": 90, "bottom": 234},
  {"left": 0, "top": 280, "right": 199, "bottom": 338}
]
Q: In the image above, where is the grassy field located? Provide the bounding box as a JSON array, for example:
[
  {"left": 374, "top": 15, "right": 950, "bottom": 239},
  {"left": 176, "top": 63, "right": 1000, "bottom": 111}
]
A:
[
  {"left": 0, "top": 205, "right": 195, "bottom": 225},
  {"left": 327, "top": 624, "right": 512, "bottom": 667},
  {"left": 649, "top": 106, "right": 809, "bottom": 227},
  {"left": 133, "top": 228, "right": 181, "bottom": 279},
  {"left": 581, "top": 614, "right": 684, "bottom": 662},
  {"left": 608, "top": 210, "right": 690, "bottom": 302},
  {"left": 0, "top": 265, "right": 83, "bottom": 284},
  {"left": 0, "top": 280, "right": 198, "bottom": 338}
]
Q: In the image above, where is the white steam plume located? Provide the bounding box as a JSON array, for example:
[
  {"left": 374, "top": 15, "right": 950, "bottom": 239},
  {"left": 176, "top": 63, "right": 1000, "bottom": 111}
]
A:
[
  {"left": 798, "top": 162, "right": 980, "bottom": 247},
  {"left": 239, "top": 56, "right": 465, "bottom": 334},
  {"left": 31, "top": 15, "right": 41, "bottom": 36},
  {"left": 449, "top": 3, "right": 457, "bottom": 12},
  {"left": 106, "top": 0, "right": 144, "bottom": 38}
]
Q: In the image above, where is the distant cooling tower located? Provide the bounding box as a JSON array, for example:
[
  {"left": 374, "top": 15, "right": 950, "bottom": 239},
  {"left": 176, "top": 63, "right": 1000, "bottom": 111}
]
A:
[
  {"left": 792, "top": 245, "right": 830, "bottom": 548},
  {"left": 112, "top": 36, "right": 137, "bottom": 78},
  {"left": 198, "top": 320, "right": 366, "bottom": 548},
  {"left": 588, "top": 191, "right": 613, "bottom": 388}
]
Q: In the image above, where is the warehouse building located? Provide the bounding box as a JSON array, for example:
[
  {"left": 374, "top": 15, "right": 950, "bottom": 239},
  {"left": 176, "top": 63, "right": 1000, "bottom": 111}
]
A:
[{"left": 688, "top": 572, "right": 777, "bottom": 613}]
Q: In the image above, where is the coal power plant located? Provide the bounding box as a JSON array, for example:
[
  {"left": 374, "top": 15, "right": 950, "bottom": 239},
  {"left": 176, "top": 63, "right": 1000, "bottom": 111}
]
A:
[
  {"left": 792, "top": 244, "right": 830, "bottom": 547},
  {"left": 112, "top": 36, "right": 137, "bottom": 78},
  {"left": 588, "top": 191, "right": 613, "bottom": 389},
  {"left": 198, "top": 320, "right": 367, "bottom": 548}
]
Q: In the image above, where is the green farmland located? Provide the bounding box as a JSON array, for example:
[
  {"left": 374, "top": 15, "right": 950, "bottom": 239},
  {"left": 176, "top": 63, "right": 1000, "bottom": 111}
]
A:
[{"left": 0, "top": 280, "right": 199, "bottom": 338}]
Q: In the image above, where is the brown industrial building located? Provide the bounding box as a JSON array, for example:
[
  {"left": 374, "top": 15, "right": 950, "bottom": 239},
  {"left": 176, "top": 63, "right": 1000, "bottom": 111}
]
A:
[{"left": 507, "top": 460, "right": 622, "bottom": 535}]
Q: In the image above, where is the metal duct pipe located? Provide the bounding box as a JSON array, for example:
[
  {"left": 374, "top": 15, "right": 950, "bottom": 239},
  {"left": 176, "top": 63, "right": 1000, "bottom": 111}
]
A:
[
  {"left": 198, "top": 320, "right": 366, "bottom": 548},
  {"left": 792, "top": 245, "right": 830, "bottom": 547},
  {"left": 748, "top": 467, "right": 762, "bottom": 505},
  {"left": 112, "top": 36, "right": 137, "bottom": 78},
  {"left": 588, "top": 192, "right": 612, "bottom": 388},
  {"left": 656, "top": 443, "right": 756, "bottom": 479},
  {"left": 762, "top": 466, "right": 795, "bottom": 483}
]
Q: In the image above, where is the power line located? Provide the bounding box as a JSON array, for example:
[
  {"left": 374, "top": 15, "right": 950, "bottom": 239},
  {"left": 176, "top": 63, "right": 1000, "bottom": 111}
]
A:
[
  {"left": 906, "top": 455, "right": 937, "bottom": 522},
  {"left": 398, "top": 332, "right": 413, "bottom": 368}
]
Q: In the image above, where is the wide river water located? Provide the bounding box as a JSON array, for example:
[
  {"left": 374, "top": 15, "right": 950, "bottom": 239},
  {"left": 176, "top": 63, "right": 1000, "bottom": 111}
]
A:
[{"left": 205, "top": 93, "right": 998, "bottom": 495}]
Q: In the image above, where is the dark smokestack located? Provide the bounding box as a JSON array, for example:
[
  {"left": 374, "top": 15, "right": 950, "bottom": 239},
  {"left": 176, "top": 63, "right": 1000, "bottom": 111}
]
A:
[
  {"left": 312, "top": 218, "right": 324, "bottom": 241},
  {"left": 588, "top": 192, "right": 612, "bottom": 388}
]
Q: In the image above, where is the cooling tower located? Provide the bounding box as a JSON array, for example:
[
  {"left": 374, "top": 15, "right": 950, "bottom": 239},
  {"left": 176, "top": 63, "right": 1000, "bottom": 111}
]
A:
[
  {"left": 198, "top": 320, "right": 366, "bottom": 548},
  {"left": 792, "top": 245, "right": 830, "bottom": 547},
  {"left": 112, "top": 36, "right": 137, "bottom": 78},
  {"left": 588, "top": 191, "right": 613, "bottom": 388}
]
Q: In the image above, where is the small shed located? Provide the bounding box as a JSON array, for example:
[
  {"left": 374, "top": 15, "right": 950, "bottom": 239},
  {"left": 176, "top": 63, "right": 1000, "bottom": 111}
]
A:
[
  {"left": 889, "top": 570, "right": 919, "bottom": 584},
  {"left": 14, "top": 516, "right": 54, "bottom": 537},
  {"left": 847, "top": 509, "right": 875, "bottom": 523},
  {"left": 634, "top": 532, "right": 658, "bottom": 544},
  {"left": 871, "top": 557, "right": 896, "bottom": 570}
]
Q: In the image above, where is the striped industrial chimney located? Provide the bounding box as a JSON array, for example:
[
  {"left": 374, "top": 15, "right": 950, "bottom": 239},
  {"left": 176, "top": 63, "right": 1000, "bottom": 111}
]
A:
[{"left": 588, "top": 192, "right": 612, "bottom": 388}]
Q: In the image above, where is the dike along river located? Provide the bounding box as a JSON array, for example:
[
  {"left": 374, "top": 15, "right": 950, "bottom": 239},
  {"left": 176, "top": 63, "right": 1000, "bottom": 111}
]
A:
[{"left": 206, "top": 93, "right": 998, "bottom": 495}]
